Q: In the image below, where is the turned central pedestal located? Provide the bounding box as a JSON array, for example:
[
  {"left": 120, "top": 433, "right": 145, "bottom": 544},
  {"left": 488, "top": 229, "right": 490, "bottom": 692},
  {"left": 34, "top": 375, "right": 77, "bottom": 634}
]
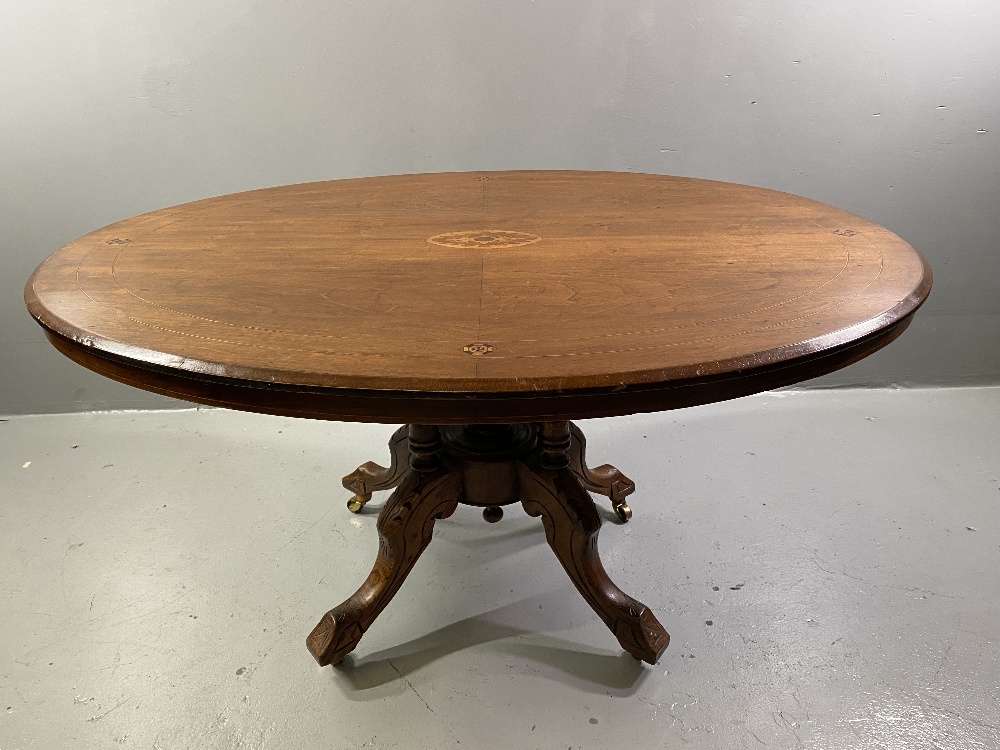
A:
[{"left": 306, "top": 421, "right": 670, "bottom": 667}]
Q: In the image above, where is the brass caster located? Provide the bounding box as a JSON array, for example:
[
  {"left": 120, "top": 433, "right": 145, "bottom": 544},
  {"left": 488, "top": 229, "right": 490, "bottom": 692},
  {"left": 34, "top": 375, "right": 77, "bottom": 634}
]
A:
[
  {"left": 613, "top": 501, "right": 632, "bottom": 523},
  {"left": 347, "top": 493, "right": 372, "bottom": 513},
  {"left": 482, "top": 506, "right": 504, "bottom": 523}
]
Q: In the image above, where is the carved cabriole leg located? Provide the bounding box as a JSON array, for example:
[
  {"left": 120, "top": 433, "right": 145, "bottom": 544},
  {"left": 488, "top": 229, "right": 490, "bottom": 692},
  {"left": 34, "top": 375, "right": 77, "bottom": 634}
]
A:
[
  {"left": 520, "top": 422, "right": 669, "bottom": 664},
  {"left": 568, "top": 422, "right": 636, "bottom": 522},
  {"left": 308, "top": 426, "right": 460, "bottom": 666},
  {"left": 342, "top": 425, "right": 410, "bottom": 512}
]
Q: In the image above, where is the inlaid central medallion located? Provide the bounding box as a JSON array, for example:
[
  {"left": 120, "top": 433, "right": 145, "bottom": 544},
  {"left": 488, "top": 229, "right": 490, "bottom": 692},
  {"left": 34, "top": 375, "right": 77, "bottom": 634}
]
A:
[{"left": 427, "top": 230, "right": 542, "bottom": 249}]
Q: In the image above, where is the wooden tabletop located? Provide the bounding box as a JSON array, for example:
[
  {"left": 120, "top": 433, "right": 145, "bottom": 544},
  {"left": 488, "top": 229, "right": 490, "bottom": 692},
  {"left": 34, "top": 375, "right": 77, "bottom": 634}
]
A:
[{"left": 25, "top": 171, "right": 931, "bottom": 423}]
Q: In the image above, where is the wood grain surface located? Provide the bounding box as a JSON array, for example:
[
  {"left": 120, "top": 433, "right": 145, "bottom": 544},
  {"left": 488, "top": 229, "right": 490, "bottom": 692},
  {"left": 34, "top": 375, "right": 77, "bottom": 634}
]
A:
[{"left": 25, "top": 171, "right": 931, "bottom": 423}]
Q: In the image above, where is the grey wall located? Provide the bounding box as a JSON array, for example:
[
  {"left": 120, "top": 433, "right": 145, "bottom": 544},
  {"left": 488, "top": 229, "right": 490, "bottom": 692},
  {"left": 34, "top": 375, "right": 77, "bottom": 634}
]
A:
[{"left": 3, "top": 1, "right": 998, "bottom": 414}]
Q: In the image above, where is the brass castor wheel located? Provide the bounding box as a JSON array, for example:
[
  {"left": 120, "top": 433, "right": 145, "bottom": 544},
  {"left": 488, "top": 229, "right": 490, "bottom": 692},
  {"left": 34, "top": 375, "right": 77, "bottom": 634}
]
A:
[
  {"left": 613, "top": 501, "right": 632, "bottom": 523},
  {"left": 482, "top": 506, "right": 504, "bottom": 523},
  {"left": 347, "top": 493, "right": 372, "bottom": 513}
]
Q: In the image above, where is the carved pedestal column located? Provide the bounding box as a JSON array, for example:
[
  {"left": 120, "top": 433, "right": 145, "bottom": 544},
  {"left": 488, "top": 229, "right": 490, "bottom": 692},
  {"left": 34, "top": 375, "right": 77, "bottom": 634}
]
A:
[{"left": 309, "top": 421, "right": 669, "bottom": 666}]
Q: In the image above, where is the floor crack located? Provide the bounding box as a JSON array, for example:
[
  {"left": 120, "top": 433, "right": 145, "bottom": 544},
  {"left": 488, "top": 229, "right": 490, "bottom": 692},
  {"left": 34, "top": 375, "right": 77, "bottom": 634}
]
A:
[
  {"left": 388, "top": 659, "right": 437, "bottom": 718},
  {"left": 811, "top": 555, "right": 962, "bottom": 600}
]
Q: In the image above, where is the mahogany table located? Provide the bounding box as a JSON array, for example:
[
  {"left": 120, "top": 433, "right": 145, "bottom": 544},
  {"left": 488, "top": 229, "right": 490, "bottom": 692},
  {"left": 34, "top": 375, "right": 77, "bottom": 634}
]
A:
[{"left": 25, "top": 171, "right": 931, "bottom": 667}]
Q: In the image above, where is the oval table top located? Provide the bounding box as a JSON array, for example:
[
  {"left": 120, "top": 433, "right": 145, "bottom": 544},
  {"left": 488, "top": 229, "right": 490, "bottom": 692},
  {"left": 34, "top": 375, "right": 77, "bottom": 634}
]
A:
[{"left": 25, "top": 171, "right": 931, "bottom": 423}]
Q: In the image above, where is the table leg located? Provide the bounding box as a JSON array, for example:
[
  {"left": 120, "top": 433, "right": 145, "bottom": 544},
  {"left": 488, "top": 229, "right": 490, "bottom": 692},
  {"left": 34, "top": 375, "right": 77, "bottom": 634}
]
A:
[
  {"left": 519, "top": 422, "right": 669, "bottom": 664},
  {"left": 568, "top": 422, "right": 637, "bottom": 522},
  {"left": 341, "top": 425, "right": 410, "bottom": 513},
  {"left": 307, "top": 462, "right": 462, "bottom": 666}
]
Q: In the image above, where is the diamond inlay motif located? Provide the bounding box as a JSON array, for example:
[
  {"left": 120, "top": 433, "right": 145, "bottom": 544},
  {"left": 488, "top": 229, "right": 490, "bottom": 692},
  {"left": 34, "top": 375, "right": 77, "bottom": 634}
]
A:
[{"left": 427, "top": 230, "right": 542, "bottom": 249}]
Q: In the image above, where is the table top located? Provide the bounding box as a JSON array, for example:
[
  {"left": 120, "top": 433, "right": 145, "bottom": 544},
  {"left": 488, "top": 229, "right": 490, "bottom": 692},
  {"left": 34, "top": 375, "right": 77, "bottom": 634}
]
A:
[{"left": 26, "top": 171, "right": 931, "bottom": 423}]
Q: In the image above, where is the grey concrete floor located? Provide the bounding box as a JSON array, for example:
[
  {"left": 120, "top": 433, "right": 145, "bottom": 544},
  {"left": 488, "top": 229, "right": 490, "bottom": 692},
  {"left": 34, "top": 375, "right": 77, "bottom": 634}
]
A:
[{"left": 1, "top": 388, "right": 998, "bottom": 749}]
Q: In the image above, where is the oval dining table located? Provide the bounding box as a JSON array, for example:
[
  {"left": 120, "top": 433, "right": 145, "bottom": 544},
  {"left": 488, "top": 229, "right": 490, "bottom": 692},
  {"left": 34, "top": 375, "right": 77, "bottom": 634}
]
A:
[{"left": 25, "top": 171, "right": 931, "bottom": 667}]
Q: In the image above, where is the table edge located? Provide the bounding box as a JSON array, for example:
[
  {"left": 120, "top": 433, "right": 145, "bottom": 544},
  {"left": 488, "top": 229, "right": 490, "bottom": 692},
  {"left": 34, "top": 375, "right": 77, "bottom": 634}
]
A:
[
  {"left": 29, "top": 308, "right": 920, "bottom": 424},
  {"left": 24, "top": 251, "right": 932, "bottom": 398}
]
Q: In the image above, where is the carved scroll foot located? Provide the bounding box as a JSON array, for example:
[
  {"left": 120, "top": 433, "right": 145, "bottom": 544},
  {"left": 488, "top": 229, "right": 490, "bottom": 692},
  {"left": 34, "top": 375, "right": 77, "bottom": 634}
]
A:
[
  {"left": 308, "top": 466, "right": 462, "bottom": 666},
  {"left": 568, "top": 422, "right": 636, "bottom": 523},
  {"left": 342, "top": 425, "right": 410, "bottom": 512},
  {"left": 518, "top": 462, "right": 669, "bottom": 664}
]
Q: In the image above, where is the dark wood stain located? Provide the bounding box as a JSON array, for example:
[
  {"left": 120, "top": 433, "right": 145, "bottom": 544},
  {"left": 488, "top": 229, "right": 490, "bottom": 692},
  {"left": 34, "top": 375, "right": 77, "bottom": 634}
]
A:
[
  {"left": 308, "top": 421, "right": 669, "bottom": 666},
  {"left": 25, "top": 171, "right": 931, "bottom": 424}
]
